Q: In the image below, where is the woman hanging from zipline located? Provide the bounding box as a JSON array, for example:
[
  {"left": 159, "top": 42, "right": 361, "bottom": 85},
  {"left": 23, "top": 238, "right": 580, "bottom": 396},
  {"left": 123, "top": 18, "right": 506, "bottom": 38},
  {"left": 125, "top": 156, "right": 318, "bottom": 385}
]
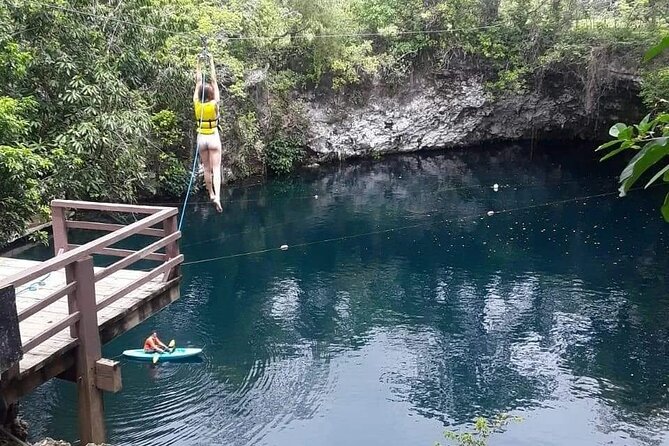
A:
[{"left": 194, "top": 52, "right": 223, "bottom": 212}]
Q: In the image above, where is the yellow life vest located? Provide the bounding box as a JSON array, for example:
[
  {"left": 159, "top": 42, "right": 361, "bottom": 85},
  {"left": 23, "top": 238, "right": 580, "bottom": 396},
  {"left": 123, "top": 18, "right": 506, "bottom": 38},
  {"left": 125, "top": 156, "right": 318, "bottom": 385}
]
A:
[{"left": 194, "top": 100, "right": 218, "bottom": 135}]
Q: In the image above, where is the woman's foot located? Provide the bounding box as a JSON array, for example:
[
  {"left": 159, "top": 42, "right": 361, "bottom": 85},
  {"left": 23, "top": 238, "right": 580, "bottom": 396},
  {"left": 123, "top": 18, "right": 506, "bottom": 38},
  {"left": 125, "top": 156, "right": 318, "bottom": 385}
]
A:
[{"left": 213, "top": 199, "right": 222, "bottom": 213}]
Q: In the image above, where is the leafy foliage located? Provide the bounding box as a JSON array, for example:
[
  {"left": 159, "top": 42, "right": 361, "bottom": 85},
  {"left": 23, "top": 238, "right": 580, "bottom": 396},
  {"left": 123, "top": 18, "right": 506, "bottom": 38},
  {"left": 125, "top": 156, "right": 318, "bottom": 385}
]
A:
[
  {"left": 440, "top": 414, "right": 522, "bottom": 446},
  {"left": 598, "top": 34, "right": 669, "bottom": 221},
  {"left": 265, "top": 138, "right": 305, "bottom": 175},
  {"left": 156, "top": 152, "right": 190, "bottom": 198},
  {"left": 0, "top": 0, "right": 667, "bottom": 243},
  {"left": 0, "top": 146, "right": 50, "bottom": 245}
]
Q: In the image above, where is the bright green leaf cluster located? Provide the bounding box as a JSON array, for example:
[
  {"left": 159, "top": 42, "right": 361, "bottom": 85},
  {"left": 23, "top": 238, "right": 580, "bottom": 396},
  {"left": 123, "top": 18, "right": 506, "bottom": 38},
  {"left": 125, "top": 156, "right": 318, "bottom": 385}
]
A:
[
  {"left": 441, "top": 413, "right": 522, "bottom": 446},
  {"left": 598, "top": 34, "right": 669, "bottom": 221}
]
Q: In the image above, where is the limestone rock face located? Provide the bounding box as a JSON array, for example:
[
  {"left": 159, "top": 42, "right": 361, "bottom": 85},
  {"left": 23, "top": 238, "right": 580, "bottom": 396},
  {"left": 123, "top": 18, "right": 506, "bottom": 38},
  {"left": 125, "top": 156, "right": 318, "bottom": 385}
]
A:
[
  {"left": 31, "top": 439, "right": 109, "bottom": 446},
  {"left": 302, "top": 71, "right": 641, "bottom": 160},
  {"left": 32, "top": 439, "right": 71, "bottom": 446}
]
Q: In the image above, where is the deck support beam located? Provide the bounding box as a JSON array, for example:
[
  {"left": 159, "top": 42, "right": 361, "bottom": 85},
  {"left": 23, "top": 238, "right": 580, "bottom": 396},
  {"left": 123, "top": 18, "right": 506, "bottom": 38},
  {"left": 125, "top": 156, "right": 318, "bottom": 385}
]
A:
[
  {"left": 162, "top": 215, "right": 180, "bottom": 281},
  {"left": 73, "top": 256, "right": 106, "bottom": 444},
  {"left": 51, "top": 205, "right": 69, "bottom": 255}
]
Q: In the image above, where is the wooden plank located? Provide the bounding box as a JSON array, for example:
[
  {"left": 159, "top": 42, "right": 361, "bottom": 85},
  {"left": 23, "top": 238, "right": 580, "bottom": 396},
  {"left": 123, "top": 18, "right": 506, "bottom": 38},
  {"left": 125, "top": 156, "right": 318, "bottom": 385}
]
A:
[
  {"left": 66, "top": 221, "right": 165, "bottom": 237},
  {"left": 18, "top": 282, "right": 77, "bottom": 322},
  {"left": 2, "top": 364, "right": 20, "bottom": 382},
  {"left": 73, "top": 256, "right": 106, "bottom": 444},
  {"left": 51, "top": 206, "right": 69, "bottom": 255},
  {"left": 0, "top": 207, "right": 176, "bottom": 289},
  {"left": 162, "top": 215, "right": 180, "bottom": 282},
  {"left": 51, "top": 199, "right": 169, "bottom": 215},
  {"left": 0, "top": 255, "right": 181, "bottom": 405},
  {"left": 98, "top": 277, "right": 181, "bottom": 344},
  {"left": 65, "top": 263, "right": 78, "bottom": 337},
  {"left": 94, "top": 232, "right": 180, "bottom": 282},
  {"left": 95, "top": 359, "right": 121, "bottom": 393},
  {"left": 68, "top": 245, "right": 166, "bottom": 262},
  {"left": 22, "top": 312, "right": 80, "bottom": 353},
  {"left": 96, "top": 255, "right": 183, "bottom": 311}
]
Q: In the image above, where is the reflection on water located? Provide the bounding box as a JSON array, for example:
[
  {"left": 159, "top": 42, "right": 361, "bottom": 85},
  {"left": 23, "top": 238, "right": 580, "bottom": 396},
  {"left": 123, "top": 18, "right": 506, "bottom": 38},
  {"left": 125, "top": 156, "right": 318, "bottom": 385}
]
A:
[{"left": 22, "top": 144, "right": 669, "bottom": 445}]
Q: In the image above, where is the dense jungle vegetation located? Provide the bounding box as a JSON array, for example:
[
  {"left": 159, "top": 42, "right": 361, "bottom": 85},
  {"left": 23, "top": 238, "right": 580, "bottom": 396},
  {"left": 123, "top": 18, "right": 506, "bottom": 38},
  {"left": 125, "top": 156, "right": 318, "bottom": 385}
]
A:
[{"left": 0, "top": 0, "right": 667, "bottom": 245}]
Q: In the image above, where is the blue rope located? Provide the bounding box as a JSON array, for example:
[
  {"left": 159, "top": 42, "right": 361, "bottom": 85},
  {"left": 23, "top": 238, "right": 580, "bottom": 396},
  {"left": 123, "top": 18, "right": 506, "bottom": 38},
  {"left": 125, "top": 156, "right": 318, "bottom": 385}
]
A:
[
  {"left": 178, "top": 67, "right": 209, "bottom": 231},
  {"left": 16, "top": 272, "right": 52, "bottom": 295},
  {"left": 179, "top": 142, "right": 200, "bottom": 231}
]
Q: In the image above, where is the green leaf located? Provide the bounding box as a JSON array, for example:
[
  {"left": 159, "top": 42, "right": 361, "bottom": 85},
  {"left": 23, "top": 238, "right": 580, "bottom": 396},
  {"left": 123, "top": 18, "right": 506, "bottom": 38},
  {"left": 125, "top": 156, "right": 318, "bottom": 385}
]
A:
[
  {"left": 645, "top": 163, "right": 669, "bottom": 188},
  {"left": 609, "top": 123, "right": 628, "bottom": 138},
  {"left": 596, "top": 139, "right": 623, "bottom": 151},
  {"left": 600, "top": 144, "right": 630, "bottom": 161},
  {"left": 662, "top": 192, "right": 669, "bottom": 222},
  {"left": 644, "top": 35, "right": 669, "bottom": 62},
  {"left": 619, "top": 137, "right": 669, "bottom": 196},
  {"left": 637, "top": 113, "right": 653, "bottom": 135}
]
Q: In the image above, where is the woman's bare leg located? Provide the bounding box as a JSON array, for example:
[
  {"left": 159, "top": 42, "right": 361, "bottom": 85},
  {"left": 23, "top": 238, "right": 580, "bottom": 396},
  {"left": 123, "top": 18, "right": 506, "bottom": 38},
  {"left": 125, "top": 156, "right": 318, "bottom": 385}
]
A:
[
  {"left": 210, "top": 146, "right": 223, "bottom": 213},
  {"left": 198, "top": 141, "right": 214, "bottom": 200}
]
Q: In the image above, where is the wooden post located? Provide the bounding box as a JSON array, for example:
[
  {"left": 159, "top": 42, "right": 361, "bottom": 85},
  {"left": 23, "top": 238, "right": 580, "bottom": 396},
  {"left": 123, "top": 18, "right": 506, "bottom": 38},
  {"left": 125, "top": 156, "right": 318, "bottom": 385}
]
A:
[
  {"left": 51, "top": 204, "right": 69, "bottom": 256},
  {"left": 54, "top": 205, "right": 78, "bottom": 337},
  {"left": 65, "top": 263, "right": 78, "bottom": 338},
  {"left": 162, "top": 215, "right": 180, "bottom": 281},
  {"left": 72, "top": 256, "right": 106, "bottom": 445}
]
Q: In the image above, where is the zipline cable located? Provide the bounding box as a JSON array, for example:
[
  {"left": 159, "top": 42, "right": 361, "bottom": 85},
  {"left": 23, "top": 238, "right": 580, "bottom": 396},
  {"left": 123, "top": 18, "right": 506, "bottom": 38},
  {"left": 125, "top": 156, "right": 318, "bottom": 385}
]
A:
[
  {"left": 180, "top": 187, "right": 627, "bottom": 267},
  {"left": 22, "top": 1, "right": 646, "bottom": 46},
  {"left": 31, "top": 2, "right": 507, "bottom": 40}
]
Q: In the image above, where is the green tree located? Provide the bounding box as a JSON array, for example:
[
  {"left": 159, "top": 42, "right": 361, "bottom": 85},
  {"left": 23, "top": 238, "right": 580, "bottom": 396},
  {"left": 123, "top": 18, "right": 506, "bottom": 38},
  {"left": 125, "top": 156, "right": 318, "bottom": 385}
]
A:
[{"left": 597, "top": 35, "right": 669, "bottom": 220}]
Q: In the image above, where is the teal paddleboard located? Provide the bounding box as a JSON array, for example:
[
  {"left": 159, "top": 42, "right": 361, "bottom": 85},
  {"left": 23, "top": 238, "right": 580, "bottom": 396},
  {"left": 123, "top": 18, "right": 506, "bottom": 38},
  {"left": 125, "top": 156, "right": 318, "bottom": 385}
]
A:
[{"left": 122, "top": 347, "right": 202, "bottom": 361}]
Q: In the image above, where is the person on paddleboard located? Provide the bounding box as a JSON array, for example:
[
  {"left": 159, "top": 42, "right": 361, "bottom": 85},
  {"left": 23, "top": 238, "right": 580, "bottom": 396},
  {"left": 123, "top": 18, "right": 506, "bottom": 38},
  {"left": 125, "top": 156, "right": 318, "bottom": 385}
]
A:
[
  {"left": 144, "top": 332, "right": 170, "bottom": 353},
  {"left": 194, "top": 51, "right": 223, "bottom": 213}
]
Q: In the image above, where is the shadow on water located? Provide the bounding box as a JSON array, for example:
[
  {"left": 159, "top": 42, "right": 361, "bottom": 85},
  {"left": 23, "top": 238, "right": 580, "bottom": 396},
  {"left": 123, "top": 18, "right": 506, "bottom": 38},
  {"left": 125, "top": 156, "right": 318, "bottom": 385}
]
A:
[{"left": 19, "top": 142, "right": 669, "bottom": 446}]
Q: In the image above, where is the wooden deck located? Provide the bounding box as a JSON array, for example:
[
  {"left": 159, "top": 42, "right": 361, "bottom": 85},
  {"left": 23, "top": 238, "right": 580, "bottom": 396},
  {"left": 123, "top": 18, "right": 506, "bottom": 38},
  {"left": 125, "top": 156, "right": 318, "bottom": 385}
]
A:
[
  {"left": 0, "top": 257, "right": 175, "bottom": 379},
  {"left": 0, "top": 200, "right": 183, "bottom": 444}
]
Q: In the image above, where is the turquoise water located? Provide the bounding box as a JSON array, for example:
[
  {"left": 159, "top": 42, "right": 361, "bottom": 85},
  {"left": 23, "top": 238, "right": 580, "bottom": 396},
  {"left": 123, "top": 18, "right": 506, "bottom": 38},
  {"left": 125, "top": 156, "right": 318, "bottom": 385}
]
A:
[{"left": 21, "top": 144, "right": 669, "bottom": 445}]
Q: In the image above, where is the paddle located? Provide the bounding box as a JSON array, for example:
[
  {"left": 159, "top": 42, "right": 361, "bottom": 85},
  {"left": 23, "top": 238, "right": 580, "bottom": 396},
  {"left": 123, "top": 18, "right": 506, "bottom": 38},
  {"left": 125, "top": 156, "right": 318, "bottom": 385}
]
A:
[{"left": 152, "top": 339, "right": 176, "bottom": 364}]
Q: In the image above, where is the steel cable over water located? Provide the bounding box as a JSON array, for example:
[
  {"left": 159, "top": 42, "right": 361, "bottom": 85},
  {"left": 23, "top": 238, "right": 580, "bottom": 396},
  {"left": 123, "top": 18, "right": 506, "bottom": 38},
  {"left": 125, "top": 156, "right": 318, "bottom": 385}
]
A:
[{"left": 29, "top": 2, "right": 505, "bottom": 40}]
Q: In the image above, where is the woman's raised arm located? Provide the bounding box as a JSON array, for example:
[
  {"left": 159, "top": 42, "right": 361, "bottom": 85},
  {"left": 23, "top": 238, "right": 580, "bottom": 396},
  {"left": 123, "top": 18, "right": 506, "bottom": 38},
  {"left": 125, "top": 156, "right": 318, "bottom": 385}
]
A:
[
  {"left": 193, "top": 56, "right": 203, "bottom": 102},
  {"left": 209, "top": 56, "right": 220, "bottom": 102}
]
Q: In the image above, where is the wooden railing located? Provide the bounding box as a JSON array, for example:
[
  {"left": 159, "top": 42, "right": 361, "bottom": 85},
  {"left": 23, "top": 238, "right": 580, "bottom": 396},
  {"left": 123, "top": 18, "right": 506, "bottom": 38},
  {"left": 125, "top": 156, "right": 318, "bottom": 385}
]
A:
[{"left": 0, "top": 200, "right": 183, "bottom": 356}]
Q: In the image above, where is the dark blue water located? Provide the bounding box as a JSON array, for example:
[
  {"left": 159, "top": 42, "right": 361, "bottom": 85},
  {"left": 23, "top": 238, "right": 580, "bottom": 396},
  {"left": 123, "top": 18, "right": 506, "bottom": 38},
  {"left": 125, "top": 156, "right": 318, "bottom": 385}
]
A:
[{"left": 21, "top": 144, "right": 669, "bottom": 445}]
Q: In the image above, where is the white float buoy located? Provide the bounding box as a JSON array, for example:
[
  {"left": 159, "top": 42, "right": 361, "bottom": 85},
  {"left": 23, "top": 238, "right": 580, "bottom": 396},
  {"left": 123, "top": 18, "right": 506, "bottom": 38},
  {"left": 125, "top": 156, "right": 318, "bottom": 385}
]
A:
[
  {"left": 280, "top": 244, "right": 289, "bottom": 250},
  {"left": 487, "top": 211, "right": 495, "bottom": 216},
  {"left": 314, "top": 195, "right": 318, "bottom": 199},
  {"left": 493, "top": 183, "right": 499, "bottom": 192}
]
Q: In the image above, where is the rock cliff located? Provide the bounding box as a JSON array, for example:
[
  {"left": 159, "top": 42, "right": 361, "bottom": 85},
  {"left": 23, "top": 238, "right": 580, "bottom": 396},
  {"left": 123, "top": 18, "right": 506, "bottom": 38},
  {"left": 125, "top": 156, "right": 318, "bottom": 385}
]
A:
[{"left": 302, "top": 67, "right": 642, "bottom": 160}]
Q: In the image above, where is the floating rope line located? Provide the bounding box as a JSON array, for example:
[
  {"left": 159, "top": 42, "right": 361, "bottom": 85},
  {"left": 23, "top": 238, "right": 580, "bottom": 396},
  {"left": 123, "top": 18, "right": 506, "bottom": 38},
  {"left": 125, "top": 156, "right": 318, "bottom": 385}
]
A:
[
  {"left": 178, "top": 177, "right": 614, "bottom": 250},
  {"left": 154, "top": 177, "right": 613, "bottom": 208},
  {"left": 180, "top": 187, "right": 627, "bottom": 267}
]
